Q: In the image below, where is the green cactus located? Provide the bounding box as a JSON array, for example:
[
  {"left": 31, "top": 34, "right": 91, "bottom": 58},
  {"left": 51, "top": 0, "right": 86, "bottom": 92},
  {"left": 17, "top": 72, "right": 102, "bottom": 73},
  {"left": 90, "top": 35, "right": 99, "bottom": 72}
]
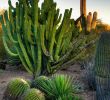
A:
[
  {"left": 22, "top": 88, "right": 45, "bottom": 100},
  {"left": 3, "top": 78, "right": 30, "bottom": 99},
  {"left": 0, "top": 0, "right": 77, "bottom": 78},
  {"left": 94, "top": 32, "right": 110, "bottom": 77},
  {"left": 94, "top": 32, "right": 110, "bottom": 100}
]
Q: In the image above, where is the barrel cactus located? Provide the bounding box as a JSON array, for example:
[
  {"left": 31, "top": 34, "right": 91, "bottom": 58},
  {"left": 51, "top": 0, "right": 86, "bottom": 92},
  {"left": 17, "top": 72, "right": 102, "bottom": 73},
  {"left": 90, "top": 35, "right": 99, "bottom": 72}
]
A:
[
  {"left": 3, "top": 78, "right": 30, "bottom": 99},
  {"left": 21, "top": 88, "right": 45, "bottom": 100}
]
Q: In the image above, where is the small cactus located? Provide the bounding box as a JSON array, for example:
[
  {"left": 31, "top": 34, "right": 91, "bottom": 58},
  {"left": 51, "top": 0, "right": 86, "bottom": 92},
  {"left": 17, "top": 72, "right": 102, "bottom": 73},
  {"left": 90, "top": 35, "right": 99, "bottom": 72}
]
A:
[
  {"left": 22, "top": 88, "right": 45, "bottom": 100},
  {"left": 3, "top": 78, "right": 30, "bottom": 100}
]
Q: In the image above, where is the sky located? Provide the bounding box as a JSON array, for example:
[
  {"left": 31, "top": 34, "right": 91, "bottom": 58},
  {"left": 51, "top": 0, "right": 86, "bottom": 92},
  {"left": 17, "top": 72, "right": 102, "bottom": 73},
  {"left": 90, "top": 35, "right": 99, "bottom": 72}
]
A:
[{"left": 0, "top": 0, "right": 110, "bottom": 24}]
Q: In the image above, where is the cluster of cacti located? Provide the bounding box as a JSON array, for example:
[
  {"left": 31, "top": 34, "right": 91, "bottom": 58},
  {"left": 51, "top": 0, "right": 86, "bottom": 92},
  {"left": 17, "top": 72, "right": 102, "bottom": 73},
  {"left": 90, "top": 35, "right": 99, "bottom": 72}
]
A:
[
  {"left": 3, "top": 75, "right": 81, "bottom": 100},
  {"left": 87, "top": 11, "right": 98, "bottom": 31},
  {"left": 94, "top": 32, "right": 110, "bottom": 100},
  {"left": 79, "top": 0, "right": 98, "bottom": 32},
  {"left": 32, "top": 75, "right": 81, "bottom": 100},
  {"left": 0, "top": 0, "right": 76, "bottom": 78}
]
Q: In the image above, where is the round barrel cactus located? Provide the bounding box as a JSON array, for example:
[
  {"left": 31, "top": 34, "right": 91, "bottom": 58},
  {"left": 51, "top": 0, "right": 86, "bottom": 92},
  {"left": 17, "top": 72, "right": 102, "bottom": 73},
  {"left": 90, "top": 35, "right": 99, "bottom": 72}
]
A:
[
  {"left": 22, "top": 88, "right": 45, "bottom": 100},
  {"left": 4, "top": 78, "right": 30, "bottom": 99}
]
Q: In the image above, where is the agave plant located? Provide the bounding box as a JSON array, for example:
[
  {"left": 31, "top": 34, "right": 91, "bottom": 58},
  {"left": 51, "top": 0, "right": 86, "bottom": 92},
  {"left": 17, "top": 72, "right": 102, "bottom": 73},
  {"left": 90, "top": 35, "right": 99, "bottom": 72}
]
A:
[{"left": 34, "top": 74, "right": 79, "bottom": 100}]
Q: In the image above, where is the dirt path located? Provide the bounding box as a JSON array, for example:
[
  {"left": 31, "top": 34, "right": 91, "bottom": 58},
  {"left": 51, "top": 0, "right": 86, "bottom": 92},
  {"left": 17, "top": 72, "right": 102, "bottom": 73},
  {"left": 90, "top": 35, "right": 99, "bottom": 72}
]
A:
[{"left": 0, "top": 64, "right": 95, "bottom": 100}]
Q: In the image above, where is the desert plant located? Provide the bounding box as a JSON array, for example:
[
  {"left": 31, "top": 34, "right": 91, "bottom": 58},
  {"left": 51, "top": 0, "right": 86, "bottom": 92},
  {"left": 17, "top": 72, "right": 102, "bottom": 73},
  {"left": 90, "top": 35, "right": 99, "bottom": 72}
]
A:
[
  {"left": 0, "top": 0, "right": 83, "bottom": 78},
  {"left": 21, "top": 88, "right": 45, "bottom": 100},
  {"left": 34, "top": 74, "right": 80, "bottom": 100},
  {"left": 94, "top": 32, "right": 110, "bottom": 100},
  {"left": 3, "top": 78, "right": 30, "bottom": 100},
  {"left": 3, "top": 75, "right": 82, "bottom": 100},
  {"left": 0, "top": 26, "right": 6, "bottom": 60}
]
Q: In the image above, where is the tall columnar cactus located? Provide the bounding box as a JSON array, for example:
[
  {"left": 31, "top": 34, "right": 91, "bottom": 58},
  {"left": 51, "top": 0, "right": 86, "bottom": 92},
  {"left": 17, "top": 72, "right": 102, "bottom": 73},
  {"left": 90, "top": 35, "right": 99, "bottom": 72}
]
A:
[
  {"left": 0, "top": 0, "right": 77, "bottom": 78},
  {"left": 94, "top": 32, "right": 110, "bottom": 77},
  {"left": 80, "top": 0, "right": 86, "bottom": 17},
  {"left": 94, "top": 32, "right": 110, "bottom": 100},
  {"left": 79, "top": 0, "right": 98, "bottom": 32}
]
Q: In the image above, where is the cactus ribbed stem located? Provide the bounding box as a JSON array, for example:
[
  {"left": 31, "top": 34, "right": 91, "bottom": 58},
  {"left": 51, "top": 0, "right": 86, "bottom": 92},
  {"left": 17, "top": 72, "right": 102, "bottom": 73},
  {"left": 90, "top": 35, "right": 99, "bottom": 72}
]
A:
[{"left": 80, "top": 0, "right": 86, "bottom": 17}]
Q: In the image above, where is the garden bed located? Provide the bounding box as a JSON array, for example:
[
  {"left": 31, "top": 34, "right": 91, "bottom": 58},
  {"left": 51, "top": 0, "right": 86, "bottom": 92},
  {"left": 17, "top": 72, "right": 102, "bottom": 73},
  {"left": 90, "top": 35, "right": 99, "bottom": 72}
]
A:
[{"left": 0, "top": 64, "right": 95, "bottom": 100}]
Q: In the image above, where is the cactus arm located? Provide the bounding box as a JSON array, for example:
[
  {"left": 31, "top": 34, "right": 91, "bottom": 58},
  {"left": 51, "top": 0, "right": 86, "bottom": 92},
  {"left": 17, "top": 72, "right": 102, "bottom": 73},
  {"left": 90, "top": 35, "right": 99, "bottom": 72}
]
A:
[
  {"left": 4, "top": 11, "right": 18, "bottom": 43},
  {"left": 55, "top": 9, "right": 72, "bottom": 61},
  {"left": 15, "top": 45, "right": 33, "bottom": 74},
  {"left": 9, "top": 7, "right": 15, "bottom": 31},
  {"left": 49, "top": 25, "right": 57, "bottom": 59},
  {"left": 45, "top": 11, "right": 52, "bottom": 40},
  {"left": 31, "top": 45, "right": 36, "bottom": 69},
  {"left": 3, "top": 36, "right": 18, "bottom": 57},
  {"left": 40, "top": 25, "right": 50, "bottom": 56},
  {"left": 8, "top": 0, "right": 15, "bottom": 10},
  {"left": 33, "top": 0, "right": 42, "bottom": 76},
  {"left": 55, "top": 14, "right": 62, "bottom": 25},
  {"left": 27, "top": 20, "right": 36, "bottom": 45},
  {"left": 17, "top": 33, "right": 33, "bottom": 72}
]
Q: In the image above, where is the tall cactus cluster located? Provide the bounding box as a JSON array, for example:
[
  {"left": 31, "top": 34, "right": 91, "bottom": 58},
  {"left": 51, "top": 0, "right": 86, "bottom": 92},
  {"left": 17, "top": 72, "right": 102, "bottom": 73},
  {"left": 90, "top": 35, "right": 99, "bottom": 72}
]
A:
[
  {"left": 80, "top": 0, "right": 98, "bottom": 32},
  {"left": 87, "top": 11, "right": 98, "bottom": 31},
  {"left": 94, "top": 32, "right": 110, "bottom": 100},
  {"left": 0, "top": 0, "right": 77, "bottom": 78}
]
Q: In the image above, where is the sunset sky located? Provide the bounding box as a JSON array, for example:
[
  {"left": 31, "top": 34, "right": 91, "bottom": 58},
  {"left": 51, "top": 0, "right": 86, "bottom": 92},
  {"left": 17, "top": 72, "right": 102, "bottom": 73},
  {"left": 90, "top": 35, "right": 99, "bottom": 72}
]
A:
[{"left": 0, "top": 0, "right": 110, "bottom": 24}]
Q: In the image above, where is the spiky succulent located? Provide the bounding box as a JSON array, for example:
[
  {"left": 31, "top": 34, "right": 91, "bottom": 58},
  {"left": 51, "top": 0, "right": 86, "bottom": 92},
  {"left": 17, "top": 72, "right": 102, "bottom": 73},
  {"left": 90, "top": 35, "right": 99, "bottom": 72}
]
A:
[
  {"left": 35, "top": 74, "right": 76, "bottom": 99},
  {"left": 4, "top": 78, "right": 30, "bottom": 99},
  {"left": 21, "top": 88, "right": 45, "bottom": 100},
  {"left": 32, "top": 76, "right": 48, "bottom": 88}
]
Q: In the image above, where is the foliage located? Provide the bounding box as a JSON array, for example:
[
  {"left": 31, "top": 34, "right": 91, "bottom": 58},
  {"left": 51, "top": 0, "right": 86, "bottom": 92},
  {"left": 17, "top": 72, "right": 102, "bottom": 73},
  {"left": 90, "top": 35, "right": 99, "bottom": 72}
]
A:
[{"left": 21, "top": 88, "right": 45, "bottom": 100}]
